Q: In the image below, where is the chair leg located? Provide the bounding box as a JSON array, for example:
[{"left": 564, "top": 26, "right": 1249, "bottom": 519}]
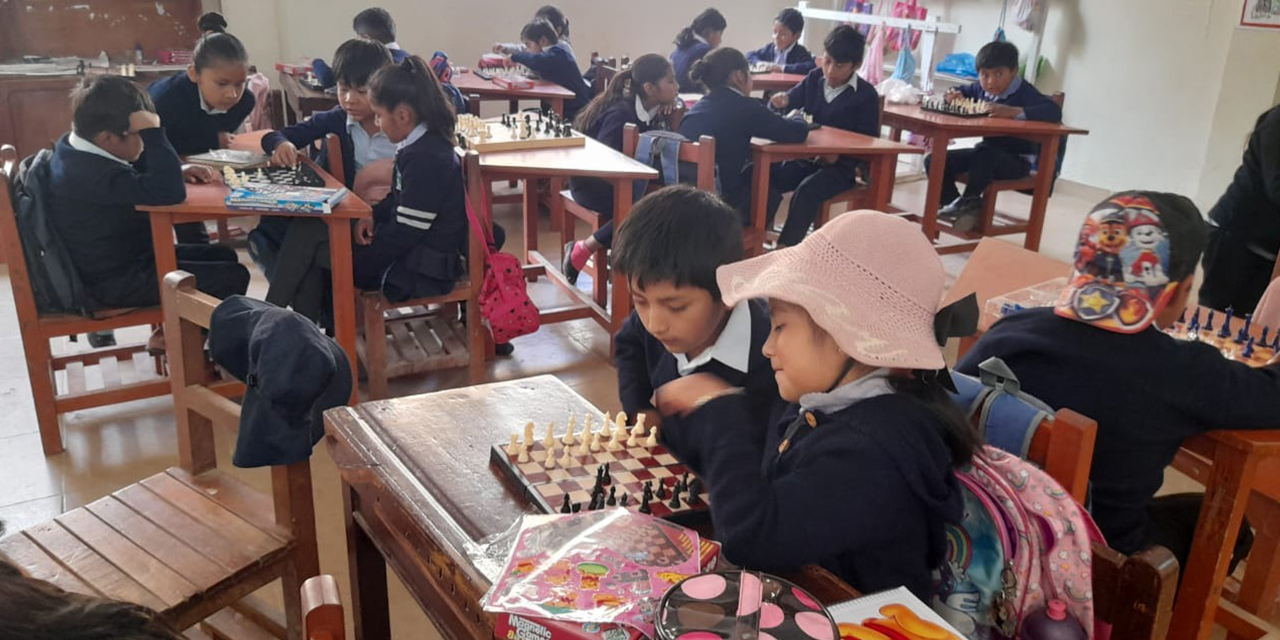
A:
[
  {"left": 362, "top": 296, "right": 389, "bottom": 401},
  {"left": 25, "top": 334, "right": 63, "bottom": 456},
  {"left": 980, "top": 187, "right": 999, "bottom": 232},
  {"left": 466, "top": 300, "right": 485, "bottom": 385}
]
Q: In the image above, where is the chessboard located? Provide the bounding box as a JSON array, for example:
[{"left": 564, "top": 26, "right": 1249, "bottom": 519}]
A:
[
  {"left": 1164, "top": 307, "right": 1280, "bottom": 368},
  {"left": 489, "top": 413, "right": 710, "bottom": 526},
  {"left": 921, "top": 96, "right": 993, "bottom": 118},
  {"left": 224, "top": 164, "right": 326, "bottom": 188},
  {"left": 750, "top": 61, "right": 773, "bottom": 74},
  {"left": 456, "top": 110, "right": 586, "bottom": 153}
]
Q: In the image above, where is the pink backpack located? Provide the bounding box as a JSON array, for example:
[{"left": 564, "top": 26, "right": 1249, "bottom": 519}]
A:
[
  {"left": 464, "top": 186, "right": 540, "bottom": 344},
  {"left": 933, "top": 446, "right": 1101, "bottom": 639}
]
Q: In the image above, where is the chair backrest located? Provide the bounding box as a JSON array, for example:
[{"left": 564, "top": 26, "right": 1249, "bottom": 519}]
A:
[
  {"left": 324, "top": 132, "right": 346, "bottom": 187},
  {"left": 591, "top": 58, "right": 619, "bottom": 97},
  {"left": 302, "top": 575, "right": 345, "bottom": 640},
  {"left": 621, "top": 123, "right": 716, "bottom": 191},
  {"left": 1024, "top": 409, "right": 1096, "bottom": 504},
  {"left": 459, "top": 148, "right": 487, "bottom": 289},
  {"left": 1090, "top": 543, "right": 1177, "bottom": 640},
  {"left": 0, "top": 144, "right": 44, "bottom": 328}
]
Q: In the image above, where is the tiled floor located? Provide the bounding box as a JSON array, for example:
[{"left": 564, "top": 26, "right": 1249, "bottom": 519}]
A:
[{"left": 0, "top": 176, "right": 1201, "bottom": 638}]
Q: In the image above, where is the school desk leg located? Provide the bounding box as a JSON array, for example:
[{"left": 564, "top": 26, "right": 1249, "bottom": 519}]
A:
[
  {"left": 922, "top": 134, "right": 950, "bottom": 243},
  {"left": 551, "top": 98, "right": 564, "bottom": 117},
  {"left": 150, "top": 214, "right": 180, "bottom": 279},
  {"left": 1025, "top": 134, "right": 1060, "bottom": 253},
  {"left": 1168, "top": 444, "right": 1257, "bottom": 640},
  {"left": 868, "top": 155, "right": 896, "bottom": 211},
  {"left": 608, "top": 179, "right": 634, "bottom": 355},
  {"left": 344, "top": 481, "right": 391, "bottom": 640},
  {"left": 523, "top": 177, "right": 540, "bottom": 263},
  {"left": 750, "top": 150, "right": 771, "bottom": 242},
  {"left": 328, "top": 219, "right": 359, "bottom": 405},
  {"left": 1231, "top": 494, "right": 1280, "bottom": 639}
]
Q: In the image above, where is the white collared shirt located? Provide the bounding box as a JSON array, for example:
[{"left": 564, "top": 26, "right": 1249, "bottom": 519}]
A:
[
  {"left": 68, "top": 132, "right": 131, "bottom": 166},
  {"left": 397, "top": 123, "right": 428, "bottom": 150},
  {"left": 693, "top": 33, "right": 710, "bottom": 46},
  {"left": 386, "top": 41, "right": 401, "bottom": 51},
  {"left": 823, "top": 75, "right": 857, "bottom": 103},
  {"left": 198, "top": 90, "right": 228, "bottom": 115},
  {"left": 347, "top": 115, "right": 396, "bottom": 172},
  {"left": 799, "top": 368, "right": 893, "bottom": 413},
  {"left": 674, "top": 301, "right": 752, "bottom": 376},
  {"left": 774, "top": 43, "right": 794, "bottom": 65},
  {"left": 635, "top": 95, "right": 659, "bottom": 124}
]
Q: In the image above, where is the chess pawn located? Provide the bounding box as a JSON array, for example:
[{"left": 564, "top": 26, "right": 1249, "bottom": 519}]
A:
[
  {"left": 606, "top": 430, "right": 623, "bottom": 451},
  {"left": 506, "top": 433, "right": 519, "bottom": 456},
  {"left": 544, "top": 447, "right": 557, "bottom": 469},
  {"left": 558, "top": 447, "right": 574, "bottom": 468},
  {"left": 633, "top": 414, "right": 647, "bottom": 437},
  {"left": 562, "top": 416, "right": 577, "bottom": 446},
  {"left": 590, "top": 430, "right": 603, "bottom": 453},
  {"left": 645, "top": 423, "right": 659, "bottom": 448},
  {"left": 543, "top": 421, "right": 556, "bottom": 449},
  {"left": 626, "top": 425, "right": 640, "bottom": 448},
  {"left": 517, "top": 445, "right": 530, "bottom": 464}
]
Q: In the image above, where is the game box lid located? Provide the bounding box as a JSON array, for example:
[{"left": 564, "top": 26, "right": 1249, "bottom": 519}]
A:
[
  {"left": 225, "top": 185, "right": 349, "bottom": 214},
  {"left": 655, "top": 571, "right": 838, "bottom": 640}
]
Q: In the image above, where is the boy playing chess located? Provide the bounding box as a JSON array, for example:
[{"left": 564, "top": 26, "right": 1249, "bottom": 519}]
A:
[
  {"left": 613, "top": 186, "right": 780, "bottom": 457},
  {"left": 959, "top": 191, "right": 1280, "bottom": 572},
  {"left": 926, "top": 40, "right": 1062, "bottom": 231}
]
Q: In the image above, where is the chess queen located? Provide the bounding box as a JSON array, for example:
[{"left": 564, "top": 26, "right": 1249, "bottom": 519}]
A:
[{"left": 651, "top": 211, "right": 979, "bottom": 600}]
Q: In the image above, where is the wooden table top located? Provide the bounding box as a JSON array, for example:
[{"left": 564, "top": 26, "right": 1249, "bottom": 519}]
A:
[
  {"left": 750, "top": 72, "right": 807, "bottom": 91},
  {"left": 883, "top": 103, "right": 1090, "bottom": 137},
  {"left": 751, "top": 125, "right": 923, "bottom": 156},
  {"left": 479, "top": 136, "right": 659, "bottom": 180},
  {"left": 277, "top": 71, "right": 334, "bottom": 101},
  {"left": 136, "top": 158, "right": 372, "bottom": 220},
  {"left": 944, "top": 238, "right": 1072, "bottom": 331},
  {"left": 453, "top": 71, "right": 577, "bottom": 100}
]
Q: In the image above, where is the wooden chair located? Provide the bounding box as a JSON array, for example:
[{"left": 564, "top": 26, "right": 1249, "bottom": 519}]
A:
[
  {"left": 0, "top": 270, "right": 321, "bottom": 640},
  {"left": 810, "top": 96, "right": 889, "bottom": 231},
  {"left": 358, "top": 149, "right": 488, "bottom": 399},
  {"left": 590, "top": 56, "right": 619, "bottom": 96},
  {"left": 302, "top": 575, "right": 345, "bottom": 640},
  {"left": 0, "top": 143, "right": 169, "bottom": 456}
]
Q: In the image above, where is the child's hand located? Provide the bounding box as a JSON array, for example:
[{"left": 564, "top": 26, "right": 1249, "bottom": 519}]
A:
[
  {"left": 129, "top": 110, "right": 161, "bottom": 132},
  {"left": 653, "top": 373, "right": 735, "bottom": 418},
  {"left": 355, "top": 218, "right": 375, "bottom": 245},
  {"left": 987, "top": 104, "right": 1023, "bottom": 119},
  {"left": 218, "top": 131, "right": 236, "bottom": 149},
  {"left": 270, "top": 142, "right": 300, "bottom": 167},
  {"left": 767, "top": 63, "right": 784, "bottom": 73},
  {"left": 769, "top": 93, "right": 790, "bottom": 110},
  {"left": 181, "top": 164, "right": 216, "bottom": 184},
  {"left": 492, "top": 43, "right": 507, "bottom": 54},
  {"left": 943, "top": 88, "right": 963, "bottom": 104}
]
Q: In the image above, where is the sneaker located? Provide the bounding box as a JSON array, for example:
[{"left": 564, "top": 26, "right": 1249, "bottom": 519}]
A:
[
  {"left": 495, "top": 342, "right": 515, "bottom": 356},
  {"left": 86, "top": 330, "right": 116, "bottom": 348},
  {"left": 937, "top": 196, "right": 979, "bottom": 221},
  {"left": 950, "top": 209, "right": 982, "bottom": 233},
  {"left": 562, "top": 241, "right": 580, "bottom": 285}
]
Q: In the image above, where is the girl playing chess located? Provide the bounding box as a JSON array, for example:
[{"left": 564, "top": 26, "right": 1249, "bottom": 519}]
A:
[{"left": 653, "top": 211, "right": 980, "bottom": 600}]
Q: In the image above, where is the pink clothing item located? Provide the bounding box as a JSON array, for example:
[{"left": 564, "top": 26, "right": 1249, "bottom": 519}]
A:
[
  {"left": 1252, "top": 277, "right": 1280, "bottom": 330},
  {"left": 353, "top": 158, "right": 394, "bottom": 205},
  {"left": 716, "top": 210, "right": 948, "bottom": 370},
  {"left": 244, "top": 72, "right": 272, "bottom": 132}
]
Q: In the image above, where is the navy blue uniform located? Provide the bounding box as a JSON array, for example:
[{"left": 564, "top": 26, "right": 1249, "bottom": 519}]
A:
[
  {"left": 568, "top": 99, "right": 665, "bottom": 246},
  {"left": 671, "top": 41, "right": 713, "bottom": 93},
  {"left": 512, "top": 43, "right": 591, "bottom": 120},
  {"left": 746, "top": 42, "right": 816, "bottom": 75},
  {"left": 148, "top": 72, "right": 256, "bottom": 156},
  {"left": 261, "top": 106, "right": 361, "bottom": 188}
]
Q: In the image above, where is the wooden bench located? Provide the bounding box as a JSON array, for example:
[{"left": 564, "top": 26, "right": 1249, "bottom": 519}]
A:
[{"left": 0, "top": 143, "right": 169, "bottom": 456}]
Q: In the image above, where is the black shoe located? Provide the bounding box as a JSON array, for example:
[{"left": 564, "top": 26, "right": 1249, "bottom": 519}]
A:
[
  {"left": 87, "top": 331, "right": 116, "bottom": 348},
  {"left": 938, "top": 196, "right": 981, "bottom": 222},
  {"left": 495, "top": 342, "right": 515, "bottom": 356},
  {"left": 950, "top": 209, "right": 982, "bottom": 233},
  {"left": 562, "top": 241, "right": 581, "bottom": 285}
]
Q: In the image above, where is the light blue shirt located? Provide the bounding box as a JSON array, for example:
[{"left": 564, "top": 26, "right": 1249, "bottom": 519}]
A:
[
  {"left": 346, "top": 115, "right": 396, "bottom": 172},
  {"left": 397, "top": 123, "right": 428, "bottom": 150},
  {"left": 799, "top": 369, "right": 893, "bottom": 414},
  {"left": 774, "top": 43, "right": 794, "bottom": 66}
]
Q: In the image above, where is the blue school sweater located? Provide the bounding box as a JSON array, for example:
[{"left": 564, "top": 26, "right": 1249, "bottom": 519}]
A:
[
  {"left": 671, "top": 41, "right": 713, "bottom": 93},
  {"left": 670, "top": 391, "right": 963, "bottom": 600},
  {"left": 746, "top": 42, "right": 816, "bottom": 75},
  {"left": 313, "top": 47, "right": 411, "bottom": 88},
  {"left": 260, "top": 106, "right": 369, "bottom": 188},
  {"left": 955, "top": 77, "right": 1061, "bottom": 157},
  {"left": 615, "top": 299, "right": 778, "bottom": 462},
  {"left": 958, "top": 307, "right": 1280, "bottom": 554},
  {"left": 511, "top": 43, "right": 591, "bottom": 119},
  {"left": 568, "top": 98, "right": 664, "bottom": 212},
  {"left": 47, "top": 129, "right": 186, "bottom": 288},
  {"left": 679, "top": 87, "right": 809, "bottom": 199},
  {"left": 148, "top": 72, "right": 256, "bottom": 156},
  {"left": 375, "top": 128, "right": 466, "bottom": 255},
  {"left": 784, "top": 70, "right": 880, "bottom": 174}
]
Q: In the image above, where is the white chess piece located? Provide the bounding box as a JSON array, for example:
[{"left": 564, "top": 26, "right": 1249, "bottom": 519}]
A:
[
  {"left": 543, "top": 421, "right": 556, "bottom": 449},
  {"left": 518, "top": 445, "right": 530, "bottom": 463},
  {"left": 576, "top": 416, "right": 593, "bottom": 455},
  {"left": 523, "top": 421, "right": 536, "bottom": 449},
  {"left": 613, "top": 413, "right": 628, "bottom": 441},
  {"left": 626, "top": 426, "right": 640, "bottom": 448},
  {"left": 590, "top": 430, "right": 602, "bottom": 453},
  {"left": 544, "top": 447, "right": 557, "bottom": 469},
  {"left": 562, "top": 416, "right": 577, "bottom": 446},
  {"left": 558, "top": 447, "right": 574, "bottom": 467},
  {"left": 506, "top": 433, "right": 519, "bottom": 456},
  {"left": 633, "top": 414, "right": 647, "bottom": 437},
  {"left": 645, "top": 423, "right": 658, "bottom": 448},
  {"left": 255, "top": 168, "right": 267, "bottom": 182}
]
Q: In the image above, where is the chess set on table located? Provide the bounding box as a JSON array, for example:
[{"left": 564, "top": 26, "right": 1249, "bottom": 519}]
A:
[
  {"left": 456, "top": 110, "right": 586, "bottom": 153},
  {"left": 750, "top": 61, "right": 773, "bottom": 74},
  {"left": 1164, "top": 307, "right": 1280, "bottom": 367},
  {"left": 490, "top": 412, "right": 709, "bottom": 525},
  {"left": 223, "top": 164, "right": 327, "bottom": 188},
  {"left": 921, "top": 96, "right": 994, "bottom": 118},
  {"left": 222, "top": 165, "right": 349, "bottom": 214}
]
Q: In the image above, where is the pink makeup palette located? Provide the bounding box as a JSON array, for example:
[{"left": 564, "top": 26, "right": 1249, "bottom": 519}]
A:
[{"left": 656, "top": 571, "right": 837, "bottom": 640}]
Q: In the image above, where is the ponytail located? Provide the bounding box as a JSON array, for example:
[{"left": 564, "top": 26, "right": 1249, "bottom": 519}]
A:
[
  {"left": 688, "top": 47, "right": 747, "bottom": 90},
  {"left": 192, "top": 32, "right": 248, "bottom": 71},
  {"left": 369, "top": 55, "right": 456, "bottom": 140},
  {"left": 534, "top": 5, "right": 570, "bottom": 40},
  {"left": 888, "top": 374, "right": 979, "bottom": 466},
  {"left": 574, "top": 54, "right": 673, "bottom": 132},
  {"left": 675, "top": 8, "right": 727, "bottom": 49}
]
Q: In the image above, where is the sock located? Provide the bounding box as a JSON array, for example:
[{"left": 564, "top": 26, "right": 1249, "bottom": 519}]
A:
[{"left": 570, "top": 241, "right": 591, "bottom": 270}]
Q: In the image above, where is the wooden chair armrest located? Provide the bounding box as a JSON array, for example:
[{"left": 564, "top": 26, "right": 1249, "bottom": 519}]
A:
[{"left": 302, "top": 574, "right": 345, "bottom": 640}]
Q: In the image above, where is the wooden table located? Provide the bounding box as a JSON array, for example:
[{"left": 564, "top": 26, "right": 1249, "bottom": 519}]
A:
[
  {"left": 949, "top": 239, "right": 1280, "bottom": 640},
  {"left": 882, "top": 104, "right": 1088, "bottom": 254},
  {"left": 137, "top": 159, "right": 371, "bottom": 403},
  {"left": 751, "top": 72, "right": 807, "bottom": 93},
  {"left": 277, "top": 71, "right": 338, "bottom": 125},
  {"left": 324, "top": 375, "right": 858, "bottom": 640},
  {"left": 748, "top": 126, "right": 922, "bottom": 241},
  {"left": 453, "top": 71, "right": 577, "bottom": 116},
  {"left": 478, "top": 138, "right": 657, "bottom": 349}
]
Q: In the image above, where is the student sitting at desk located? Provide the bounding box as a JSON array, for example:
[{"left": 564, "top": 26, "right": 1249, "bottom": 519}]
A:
[
  {"left": 679, "top": 48, "right": 809, "bottom": 224},
  {"left": 508, "top": 19, "right": 591, "bottom": 120},
  {"left": 493, "top": 5, "right": 573, "bottom": 56},
  {"left": 48, "top": 76, "right": 248, "bottom": 315},
  {"left": 767, "top": 25, "right": 879, "bottom": 248},
  {"left": 671, "top": 8, "right": 727, "bottom": 93},
  {"left": 313, "top": 7, "right": 410, "bottom": 88},
  {"left": 746, "top": 8, "right": 815, "bottom": 75},
  {"left": 925, "top": 40, "right": 1061, "bottom": 232},
  {"left": 562, "top": 54, "right": 681, "bottom": 285},
  {"left": 958, "top": 192, "right": 1280, "bottom": 572}
]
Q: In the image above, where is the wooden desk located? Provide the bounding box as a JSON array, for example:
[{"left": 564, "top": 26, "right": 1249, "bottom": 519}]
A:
[
  {"left": 453, "top": 71, "right": 577, "bottom": 116},
  {"left": 137, "top": 159, "right": 371, "bottom": 402},
  {"left": 751, "top": 72, "right": 807, "bottom": 93},
  {"left": 479, "top": 139, "right": 657, "bottom": 348},
  {"left": 749, "top": 126, "right": 922, "bottom": 242},
  {"left": 882, "top": 104, "right": 1088, "bottom": 254},
  {"left": 277, "top": 72, "right": 338, "bottom": 125},
  {"left": 324, "top": 375, "right": 858, "bottom": 640}
]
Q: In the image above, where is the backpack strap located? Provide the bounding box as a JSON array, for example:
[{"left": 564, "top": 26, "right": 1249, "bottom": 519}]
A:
[{"left": 974, "top": 358, "right": 1052, "bottom": 459}]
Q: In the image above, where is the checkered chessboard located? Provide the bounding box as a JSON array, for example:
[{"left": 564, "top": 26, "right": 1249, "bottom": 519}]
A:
[{"left": 489, "top": 430, "right": 709, "bottom": 525}]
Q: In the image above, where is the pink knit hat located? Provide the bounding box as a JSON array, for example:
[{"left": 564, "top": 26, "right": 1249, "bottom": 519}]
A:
[{"left": 717, "top": 211, "right": 962, "bottom": 371}]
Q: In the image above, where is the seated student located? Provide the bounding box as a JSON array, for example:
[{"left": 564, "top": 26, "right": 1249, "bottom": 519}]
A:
[
  {"left": 671, "top": 8, "right": 727, "bottom": 93},
  {"left": 679, "top": 48, "right": 809, "bottom": 224},
  {"left": 508, "top": 19, "right": 591, "bottom": 121},
  {"left": 313, "top": 7, "right": 410, "bottom": 88},
  {"left": 925, "top": 40, "right": 1061, "bottom": 231},
  {"left": 561, "top": 54, "right": 681, "bottom": 285},
  {"left": 767, "top": 25, "right": 879, "bottom": 248},
  {"left": 149, "top": 32, "right": 255, "bottom": 244},
  {"left": 958, "top": 191, "right": 1280, "bottom": 571},
  {"left": 612, "top": 186, "right": 779, "bottom": 451},
  {"left": 493, "top": 5, "right": 572, "bottom": 56},
  {"left": 48, "top": 75, "right": 249, "bottom": 312},
  {"left": 746, "top": 8, "right": 816, "bottom": 75},
  {"left": 653, "top": 211, "right": 976, "bottom": 599}
]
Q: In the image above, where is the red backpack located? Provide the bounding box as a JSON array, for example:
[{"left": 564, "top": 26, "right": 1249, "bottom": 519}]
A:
[{"left": 463, "top": 185, "right": 540, "bottom": 344}]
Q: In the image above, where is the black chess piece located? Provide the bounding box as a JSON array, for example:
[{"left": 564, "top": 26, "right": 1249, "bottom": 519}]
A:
[
  {"left": 1244, "top": 313, "right": 1254, "bottom": 337},
  {"left": 686, "top": 478, "right": 703, "bottom": 505},
  {"left": 655, "top": 481, "right": 668, "bottom": 500},
  {"left": 668, "top": 487, "right": 682, "bottom": 509},
  {"left": 642, "top": 481, "right": 653, "bottom": 502},
  {"left": 680, "top": 472, "right": 691, "bottom": 493},
  {"left": 572, "top": 502, "right": 581, "bottom": 513},
  {"left": 606, "top": 486, "right": 617, "bottom": 506},
  {"left": 620, "top": 493, "right": 630, "bottom": 507},
  {"left": 602, "top": 462, "right": 612, "bottom": 486},
  {"left": 1219, "top": 311, "right": 1233, "bottom": 339},
  {"left": 560, "top": 494, "right": 572, "bottom": 514},
  {"left": 638, "top": 497, "right": 652, "bottom": 515},
  {"left": 1177, "top": 308, "right": 1186, "bottom": 324},
  {"left": 1237, "top": 325, "right": 1250, "bottom": 344},
  {"left": 1263, "top": 327, "right": 1272, "bottom": 345},
  {"left": 1273, "top": 333, "right": 1280, "bottom": 351},
  {"left": 1206, "top": 310, "right": 1216, "bottom": 334},
  {"left": 1244, "top": 337, "right": 1257, "bottom": 359}
]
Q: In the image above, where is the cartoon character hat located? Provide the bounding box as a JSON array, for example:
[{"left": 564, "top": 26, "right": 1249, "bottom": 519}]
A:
[
  {"left": 1055, "top": 191, "right": 1207, "bottom": 333},
  {"left": 716, "top": 211, "right": 976, "bottom": 386}
]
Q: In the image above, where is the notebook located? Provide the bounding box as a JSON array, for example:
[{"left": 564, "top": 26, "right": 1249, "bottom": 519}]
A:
[{"left": 828, "top": 586, "right": 966, "bottom": 639}]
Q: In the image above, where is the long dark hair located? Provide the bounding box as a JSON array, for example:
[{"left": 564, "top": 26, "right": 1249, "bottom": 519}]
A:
[
  {"left": 675, "top": 8, "right": 727, "bottom": 49},
  {"left": 369, "top": 55, "right": 457, "bottom": 140},
  {"left": 535, "top": 5, "right": 570, "bottom": 39},
  {"left": 0, "top": 558, "right": 183, "bottom": 640},
  {"left": 888, "top": 374, "right": 979, "bottom": 466},
  {"left": 575, "top": 54, "right": 673, "bottom": 133},
  {"left": 192, "top": 32, "right": 248, "bottom": 71},
  {"left": 688, "top": 47, "right": 748, "bottom": 90}
]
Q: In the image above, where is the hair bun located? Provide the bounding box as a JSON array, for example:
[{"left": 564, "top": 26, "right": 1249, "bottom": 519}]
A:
[{"left": 688, "top": 59, "right": 707, "bottom": 82}]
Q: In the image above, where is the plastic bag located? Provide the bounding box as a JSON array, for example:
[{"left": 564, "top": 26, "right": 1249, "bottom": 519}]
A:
[
  {"left": 481, "top": 510, "right": 704, "bottom": 638},
  {"left": 876, "top": 77, "right": 922, "bottom": 104},
  {"left": 936, "top": 52, "right": 978, "bottom": 78}
]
